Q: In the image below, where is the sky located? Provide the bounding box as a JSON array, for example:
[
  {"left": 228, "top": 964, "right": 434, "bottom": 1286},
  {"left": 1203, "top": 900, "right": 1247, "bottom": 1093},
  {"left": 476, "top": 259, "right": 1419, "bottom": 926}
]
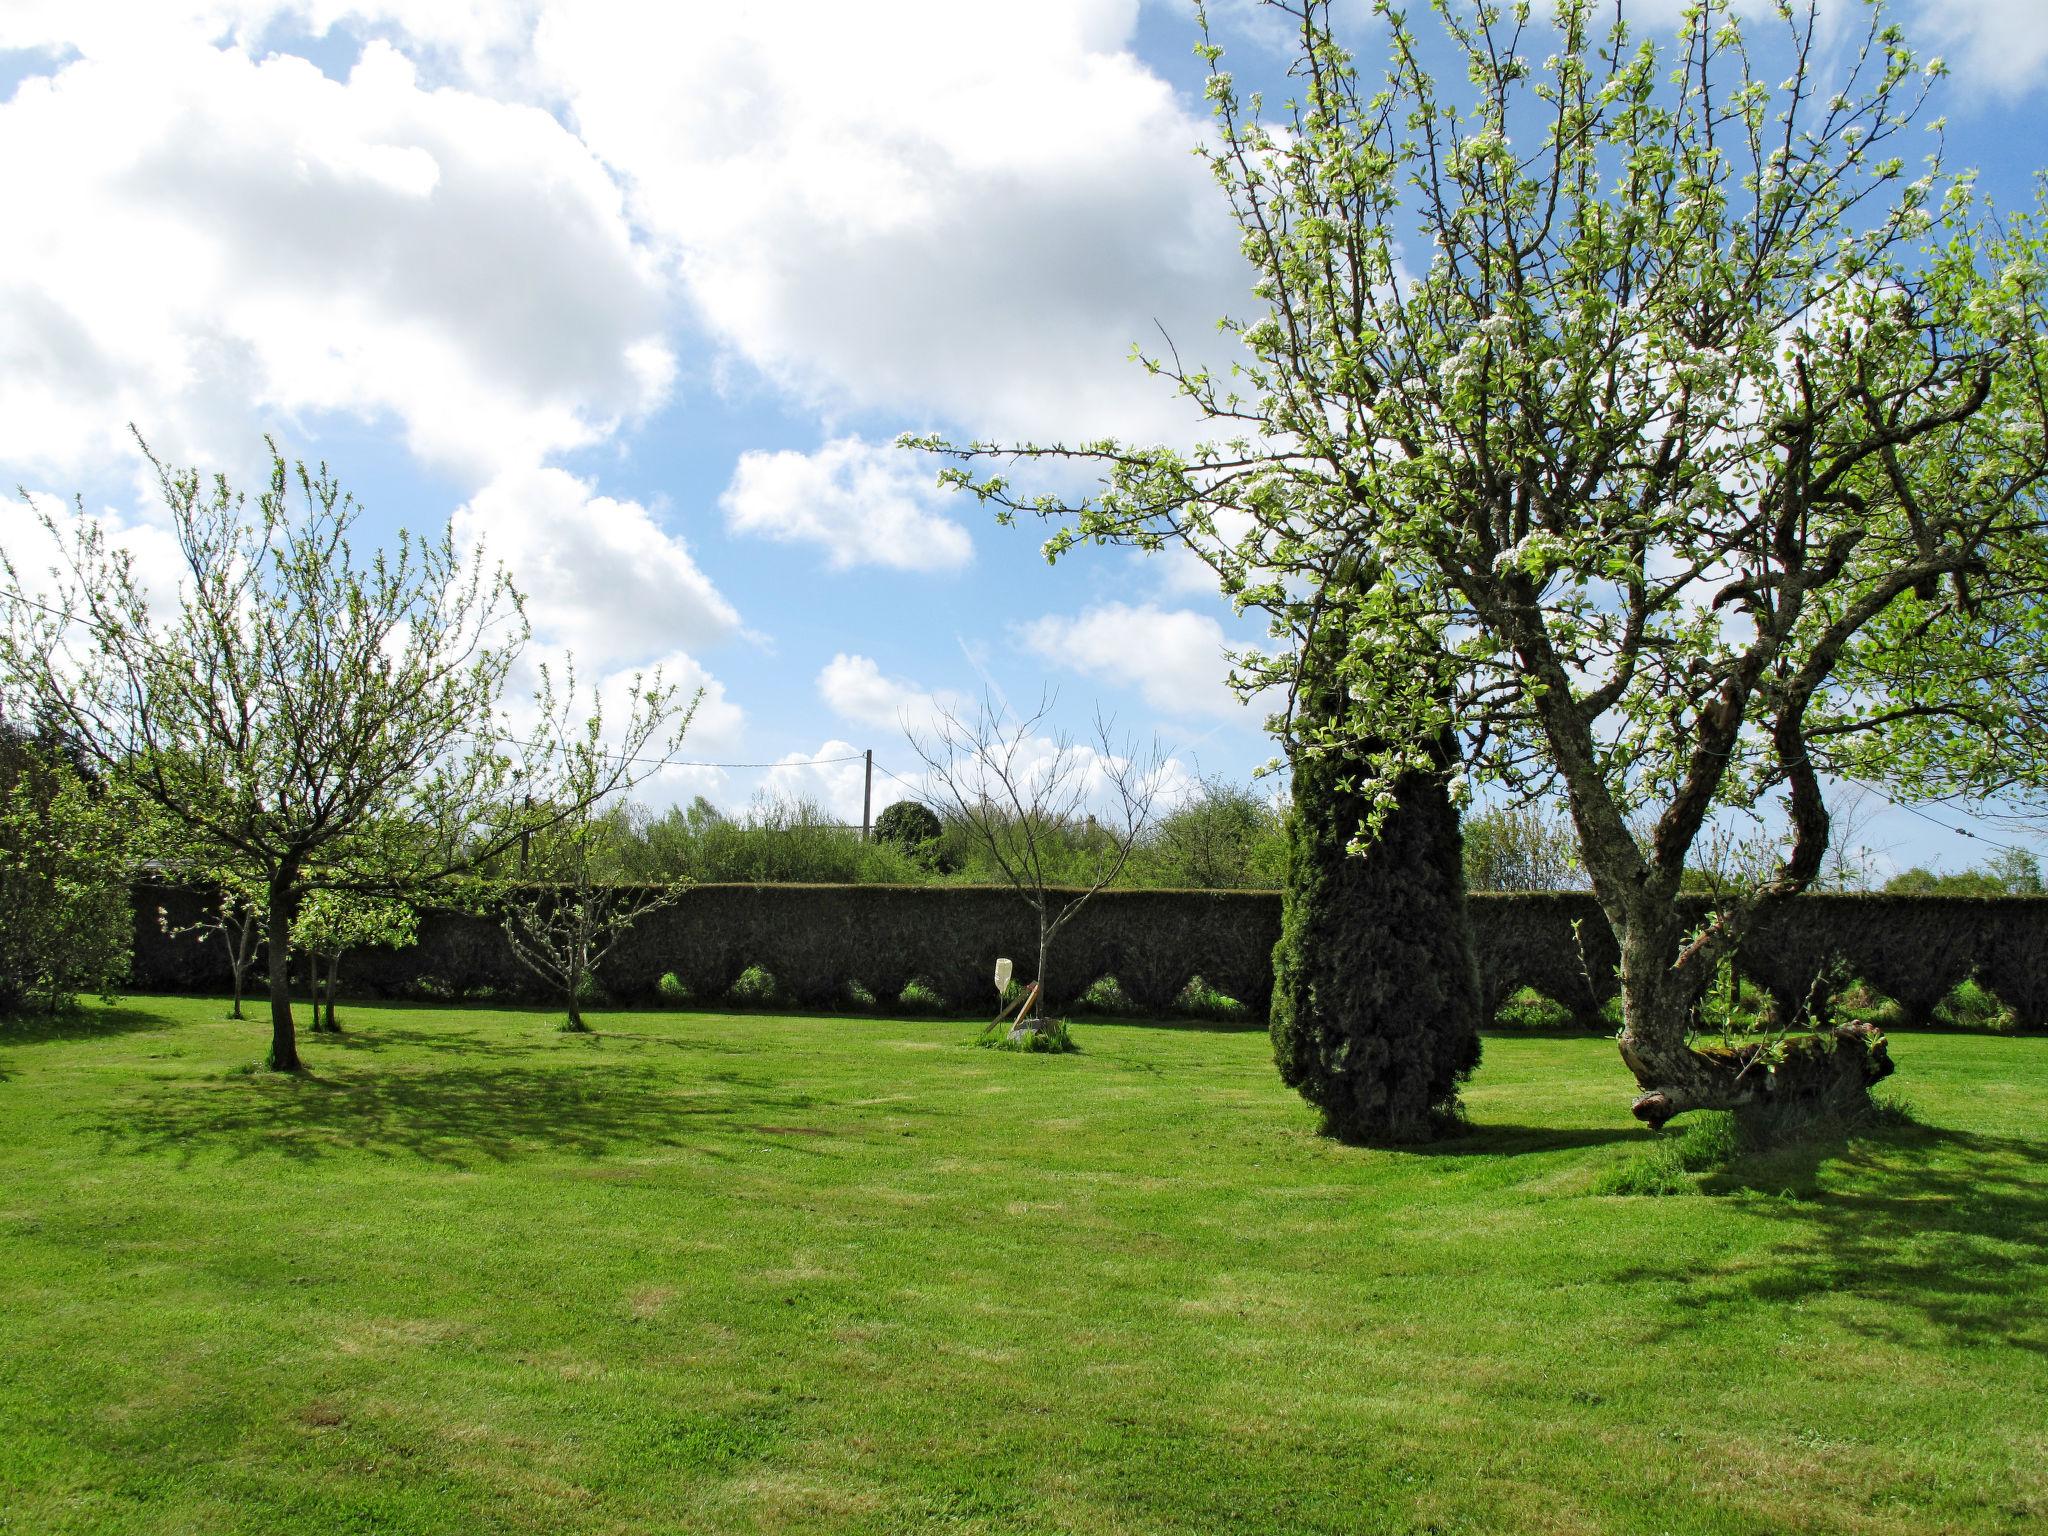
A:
[{"left": 1, "top": 0, "right": 2044, "bottom": 877}]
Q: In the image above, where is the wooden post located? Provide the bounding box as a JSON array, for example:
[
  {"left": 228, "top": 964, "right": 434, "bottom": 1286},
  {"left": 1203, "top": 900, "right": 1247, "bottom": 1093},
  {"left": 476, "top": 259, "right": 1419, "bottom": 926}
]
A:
[{"left": 862, "top": 749, "right": 874, "bottom": 842}]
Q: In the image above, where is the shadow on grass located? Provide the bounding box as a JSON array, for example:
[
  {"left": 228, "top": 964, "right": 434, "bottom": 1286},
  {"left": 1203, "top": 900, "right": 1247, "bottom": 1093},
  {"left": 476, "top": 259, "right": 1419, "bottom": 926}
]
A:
[
  {"left": 1425, "top": 1122, "right": 1643, "bottom": 1157},
  {"left": 0, "top": 1006, "right": 184, "bottom": 1046},
  {"left": 92, "top": 1058, "right": 929, "bottom": 1169},
  {"left": 1629, "top": 1119, "right": 2048, "bottom": 1353}
]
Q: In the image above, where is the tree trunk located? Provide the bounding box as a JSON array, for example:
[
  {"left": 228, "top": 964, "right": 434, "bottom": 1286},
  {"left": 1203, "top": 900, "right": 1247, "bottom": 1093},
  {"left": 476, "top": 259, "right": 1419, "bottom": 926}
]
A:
[
  {"left": 1614, "top": 909, "right": 1892, "bottom": 1130},
  {"left": 228, "top": 964, "right": 245, "bottom": 1021},
  {"left": 264, "top": 874, "right": 300, "bottom": 1071},
  {"left": 565, "top": 957, "right": 587, "bottom": 1032},
  {"left": 1033, "top": 921, "right": 1052, "bottom": 1025},
  {"left": 315, "top": 953, "right": 340, "bottom": 1033}
]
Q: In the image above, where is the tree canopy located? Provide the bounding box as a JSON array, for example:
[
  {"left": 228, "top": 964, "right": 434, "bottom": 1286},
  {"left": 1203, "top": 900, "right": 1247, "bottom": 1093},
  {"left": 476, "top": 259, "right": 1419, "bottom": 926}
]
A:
[{"left": 912, "top": 0, "right": 2048, "bottom": 1122}]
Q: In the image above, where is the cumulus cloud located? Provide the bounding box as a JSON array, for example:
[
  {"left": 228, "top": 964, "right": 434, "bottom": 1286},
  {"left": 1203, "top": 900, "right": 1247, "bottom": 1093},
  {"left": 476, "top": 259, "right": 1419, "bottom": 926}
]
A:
[
  {"left": 816, "top": 652, "right": 966, "bottom": 735},
  {"left": 759, "top": 739, "right": 874, "bottom": 824},
  {"left": 1017, "top": 602, "right": 1246, "bottom": 719},
  {"left": 721, "top": 437, "right": 973, "bottom": 572},
  {"left": 529, "top": 1, "right": 1244, "bottom": 443},
  {"left": 0, "top": 34, "right": 669, "bottom": 486},
  {"left": 454, "top": 466, "right": 739, "bottom": 670}
]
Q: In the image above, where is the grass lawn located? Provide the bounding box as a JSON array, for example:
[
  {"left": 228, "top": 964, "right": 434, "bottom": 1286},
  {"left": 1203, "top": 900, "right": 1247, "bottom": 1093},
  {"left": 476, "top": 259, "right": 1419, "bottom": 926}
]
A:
[{"left": 1, "top": 998, "right": 2043, "bottom": 1535}]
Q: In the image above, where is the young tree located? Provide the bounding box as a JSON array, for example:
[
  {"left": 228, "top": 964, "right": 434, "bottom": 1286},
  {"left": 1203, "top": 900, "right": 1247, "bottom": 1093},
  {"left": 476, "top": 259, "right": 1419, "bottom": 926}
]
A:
[
  {"left": 0, "top": 725, "right": 131, "bottom": 1015},
  {"left": 907, "top": 692, "right": 1165, "bottom": 1026},
  {"left": 1271, "top": 628, "right": 1482, "bottom": 1141},
  {"left": 1, "top": 433, "right": 689, "bottom": 1070},
  {"left": 157, "top": 875, "right": 267, "bottom": 1021},
  {"left": 1148, "top": 774, "right": 1289, "bottom": 889},
  {"left": 291, "top": 890, "right": 419, "bottom": 1033},
  {"left": 915, "top": 0, "right": 2048, "bottom": 1125},
  {"left": 500, "top": 667, "right": 695, "bottom": 1032}
]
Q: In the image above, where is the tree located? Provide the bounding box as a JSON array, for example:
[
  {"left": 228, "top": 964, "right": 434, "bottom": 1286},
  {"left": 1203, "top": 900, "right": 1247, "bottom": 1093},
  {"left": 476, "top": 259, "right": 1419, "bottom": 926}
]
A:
[
  {"left": 500, "top": 667, "right": 696, "bottom": 1032},
  {"left": 1462, "top": 804, "right": 1584, "bottom": 892},
  {"left": 1, "top": 432, "right": 689, "bottom": 1070},
  {"left": 1148, "top": 774, "right": 1289, "bottom": 888},
  {"left": 0, "top": 725, "right": 130, "bottom": 1014},
  {"left": 914, "top": 0, "right": 2048, "bottom": 1126},
  {"left": 157, "top": 875, "right": 266, "bottom": 1021},
  {"left": 1270, "top": 632, "right": 1482, "bottom": 1141},
  {"left": 873, "top": 799, "right": 944, "bottom": 863},
  {"left": 907, "top": 692, "right": 1164, "bottom": 1027},
  {"left": 291, "top": 890, "right": 418, "bottom": 1033}
]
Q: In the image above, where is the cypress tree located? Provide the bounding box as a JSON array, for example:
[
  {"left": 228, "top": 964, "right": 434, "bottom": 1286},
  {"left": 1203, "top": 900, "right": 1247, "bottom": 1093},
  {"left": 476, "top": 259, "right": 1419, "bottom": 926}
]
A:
[{"left": 1270, "top": 695, "right": 1483, "bottom": 1143}]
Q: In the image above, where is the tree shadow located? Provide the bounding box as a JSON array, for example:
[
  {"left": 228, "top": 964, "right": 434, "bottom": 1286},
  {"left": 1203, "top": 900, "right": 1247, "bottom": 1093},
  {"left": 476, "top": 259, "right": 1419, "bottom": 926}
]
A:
[
  {"left": 91, "top": 1059, "right": 928, "bottom": 1169},
  {"left": 1621, "top": 1120, "right": 2048, "bottom": 1354},
  {"left": 0, "top": 1005, "right": 183, "bottom": 1046},
  {"left": 1423, "top": 1122, "right": 1644, "bottom": 1157}
]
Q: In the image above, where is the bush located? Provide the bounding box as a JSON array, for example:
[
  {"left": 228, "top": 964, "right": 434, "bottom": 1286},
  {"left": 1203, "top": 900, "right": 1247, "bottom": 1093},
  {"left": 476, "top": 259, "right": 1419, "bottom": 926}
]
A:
[
  {"left": 1075, "top": 975, "right": 1139, "bottom": 1015},
  {"left": 727, "top": 964, "right": 780, "bottom": 1008},
  {"left": 1172, "top": 974, "right": 1250, "bottom": 1023},
  {"left": 896, "top": 978, "right": 947, "bottom": 1015},
  {"left": 873, "top": 800, "right": 944, "bottom": 864},
  {"left": 1932, "top": 977, "right": 2018, "bottom": 1033},
  {"left": 0, "top": 734, "right": 131, "bottom": 1015},
  {"left": 656, "top": 971, "right": 691, "bottom": 1005},
  {"left": 1492, "top": 987, "right": 1573, "bottom": 1030},
  {"left": 1269, "top": 709, "right": 1484, "bottom": 1143}
]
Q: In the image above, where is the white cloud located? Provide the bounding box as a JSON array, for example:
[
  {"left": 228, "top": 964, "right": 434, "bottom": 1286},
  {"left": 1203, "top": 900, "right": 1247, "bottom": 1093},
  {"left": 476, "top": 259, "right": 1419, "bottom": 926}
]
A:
[
  {"left": 0, "top": 34, "right": 669, "bottom": 486},
  {"left": 454, "top": 466, "right": 739, "bottom": 670},
  {"left": 1018, "top": 602, "right": 1246, "bottom": 718},
  {"left": 816, "top": 653, "right": 964, "bottom": 736},
  {"left": 530, "top": 1, "right": 1244, "bottom": 444},
  {"left": 760, "top": 740, "right": 873, "bottom": 824},
  {"left": 721, "top": 437, "right": 973, "bottom": 572}
]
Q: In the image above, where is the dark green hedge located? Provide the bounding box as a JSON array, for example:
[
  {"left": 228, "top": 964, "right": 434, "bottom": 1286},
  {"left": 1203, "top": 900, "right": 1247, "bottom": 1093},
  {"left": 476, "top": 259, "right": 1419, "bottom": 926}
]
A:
[{"left": 132, "top": 883, "right": 2048, "bottom": 1027}]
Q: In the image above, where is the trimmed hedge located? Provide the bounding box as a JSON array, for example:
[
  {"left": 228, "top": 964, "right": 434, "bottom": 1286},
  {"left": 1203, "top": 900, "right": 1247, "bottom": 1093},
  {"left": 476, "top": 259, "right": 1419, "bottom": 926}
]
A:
[{"left": 132, "top": 883, "right": 2048, "bottom": 1028}]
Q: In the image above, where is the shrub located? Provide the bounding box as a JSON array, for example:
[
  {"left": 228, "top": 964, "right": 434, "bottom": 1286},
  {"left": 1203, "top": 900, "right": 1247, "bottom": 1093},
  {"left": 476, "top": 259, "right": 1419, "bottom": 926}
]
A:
[
  {"left": 896, "top": 978, "right": 946, "bottom": 1015},
  {"left": 842, "top": 979, "right": 877, "bottom": 1010},
  {"left": 1492, "top": 987, "right": 1573, "bottom": 1030},
  {"left": 1075, "top": 975, "right": 1139, "bottom": 1015},
  {"left": 727, "top": 964, "right": 780, "bottom": 1008},
  {"left": 657, "top": 971, "right": 691, "bottom": 1005},
  {"left": 1933, "top": 977, "right": 2018, "bottom": 1033},
  {"left": 0, "top": 734, "right": 130, "bottom": 1015},
  {"left": 873, "top": 800, "right": 944, "bottom": 862},
  {"left": 1269, "top": 706, "right": 1483, "bottom": 1143},
  {"left": 1172, "top": 974, "right": 1250, "bottom": 1023}
]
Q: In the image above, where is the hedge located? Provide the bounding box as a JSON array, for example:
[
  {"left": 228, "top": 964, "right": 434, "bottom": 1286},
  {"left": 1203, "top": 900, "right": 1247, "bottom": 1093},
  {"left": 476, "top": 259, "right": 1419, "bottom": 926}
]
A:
[{"left": 132, "top": 883, "right": 2048, "bottom": 1028}]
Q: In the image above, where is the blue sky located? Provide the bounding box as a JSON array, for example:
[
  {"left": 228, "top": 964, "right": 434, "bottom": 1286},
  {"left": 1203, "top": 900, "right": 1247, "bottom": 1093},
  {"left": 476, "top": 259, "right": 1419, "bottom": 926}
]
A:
[{"left": 1, "top": 0, "right": 2044, "bottom": 877}]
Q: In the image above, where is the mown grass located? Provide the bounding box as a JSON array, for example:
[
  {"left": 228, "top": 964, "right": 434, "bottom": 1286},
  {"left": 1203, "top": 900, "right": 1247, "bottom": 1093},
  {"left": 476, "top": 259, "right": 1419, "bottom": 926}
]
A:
[{"left": 1, "top": 996, "right": 2043, "bottom": 1535}]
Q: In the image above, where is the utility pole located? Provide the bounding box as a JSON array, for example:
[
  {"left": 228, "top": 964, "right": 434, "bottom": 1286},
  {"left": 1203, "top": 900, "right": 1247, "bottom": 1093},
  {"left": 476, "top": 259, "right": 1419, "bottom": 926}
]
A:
[{"left": 862, "top": 749, "right": 874, "bottom": 842}]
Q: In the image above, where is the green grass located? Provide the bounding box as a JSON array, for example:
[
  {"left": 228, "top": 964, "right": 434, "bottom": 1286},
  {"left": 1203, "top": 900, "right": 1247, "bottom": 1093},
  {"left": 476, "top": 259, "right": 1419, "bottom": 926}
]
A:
[{"left": 2, "top": 997, "right": 2045, "bottom": 1535}]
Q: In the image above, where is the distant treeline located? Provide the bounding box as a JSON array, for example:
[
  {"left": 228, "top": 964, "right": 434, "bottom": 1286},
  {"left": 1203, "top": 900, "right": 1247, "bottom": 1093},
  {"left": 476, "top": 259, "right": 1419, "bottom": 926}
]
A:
[{"left": 581, "top": 789, "right": 2043, "bottom": 897}]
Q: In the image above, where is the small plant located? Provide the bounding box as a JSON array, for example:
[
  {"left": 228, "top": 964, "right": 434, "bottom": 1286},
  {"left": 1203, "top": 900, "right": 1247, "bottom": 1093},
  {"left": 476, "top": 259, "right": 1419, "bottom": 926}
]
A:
[
  {"left": 727, "top": 964, "right": 781, "bottom": 1008},
  {"left": 1172, "top": 975, "right": 1249, "bottom": 1023},
  {"left": 1076, "top": 975, "right": 1139, "bottom": 1016},
  {"left": 978, "top": 1016, "right": 1077, "bottom": 1054},
  {"left": 1594, "top": 1112, "right": 1742, "bottom": 1197},
  {"left": 842, "top": 979, "right": 878, "bottom": 1010},
  {"left": 1492, "top": 987, "right": 1571, "bottom": 1031},
  {"left": 896, "top": 978, "right": 946, "bottom": 1015},
  {"left": 656, "top": 971, "right": 692, "bottom": 1005},
  {"left": 1933, "top": 977, "right": 2019, "bottom": 1034}
]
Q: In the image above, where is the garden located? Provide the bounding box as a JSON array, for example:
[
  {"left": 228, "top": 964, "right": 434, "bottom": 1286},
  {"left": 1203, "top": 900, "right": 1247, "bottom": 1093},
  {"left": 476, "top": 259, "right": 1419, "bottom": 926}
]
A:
[
  {"left": 6, "top": 0, "right": 2048, "bottom": 1531},
  {"left": 2, "top": 996, "right": 2043, "bottom": 1534}
]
